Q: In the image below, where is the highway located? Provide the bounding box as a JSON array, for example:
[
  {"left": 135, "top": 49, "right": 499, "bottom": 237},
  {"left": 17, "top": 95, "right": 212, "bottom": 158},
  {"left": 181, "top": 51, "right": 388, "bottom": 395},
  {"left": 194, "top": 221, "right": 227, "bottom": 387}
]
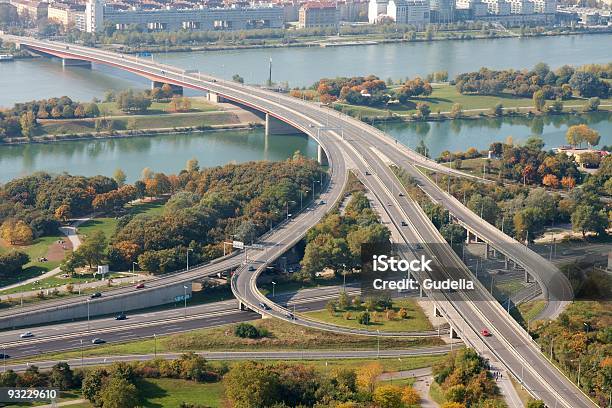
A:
[
  {"left": 0, "top": 286, "right": 442, "bottom": 360},
  {"left": 0, "top": 36, "right": 591, "bottom": 407}
]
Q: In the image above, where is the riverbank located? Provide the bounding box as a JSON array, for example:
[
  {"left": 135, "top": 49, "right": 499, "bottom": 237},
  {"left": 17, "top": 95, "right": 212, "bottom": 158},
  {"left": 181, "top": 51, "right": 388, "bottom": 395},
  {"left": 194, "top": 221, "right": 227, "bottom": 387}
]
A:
[{"left": 106, "top": 27, "right": 611, "bottom": 55}]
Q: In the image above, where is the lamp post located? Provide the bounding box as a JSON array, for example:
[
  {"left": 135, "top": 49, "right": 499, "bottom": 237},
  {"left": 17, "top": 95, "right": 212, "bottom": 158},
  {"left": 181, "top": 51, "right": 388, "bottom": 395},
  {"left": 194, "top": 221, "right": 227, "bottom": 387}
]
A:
[
  {"left": 87, "top": 299, "right": 91, "bottom": 332},
  {"left": 271, "top": 281, "right": 276, "bottom": 298},
  {"left": 80, "top": 339, "right": 84, "bottom": 367},
  {"left": 183, "top": 285, "right": 189, "bottom": 318},
  {"left": 153, "top": 333, "right": 157, "bottom": 358},
  {"left": 186, "top": 248, "right": 193, "bottom": 271},
  {"left": 376, "top": 329, "right": 380, "bottom": 358}
]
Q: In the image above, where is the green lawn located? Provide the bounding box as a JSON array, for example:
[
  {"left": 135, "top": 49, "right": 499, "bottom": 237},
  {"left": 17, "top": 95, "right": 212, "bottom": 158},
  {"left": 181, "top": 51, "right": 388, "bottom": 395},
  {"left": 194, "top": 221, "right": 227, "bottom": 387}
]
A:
[
  {"left": 77, "top": 218, "right": 118, "bottom": 241},
  {"left": 335, "top": 84, "right": 612, "bottom": 118},
  {"left": 138, "top": 378, "right": 224, "bottom": 408},
  {"left": 97, "top": 99, "right": 218, "bottom": 116},
  {"left": 39, "top": 111, "right": 240, "bottom": 136},
  {"left": 0, "top": 234, "right": 67, "bottom": 286},
  {"left": 16, "top": 318, "right": 444, "bottom": 364},
  {"left": 303, "top": 299, "right": 433, "bottom": 332}
]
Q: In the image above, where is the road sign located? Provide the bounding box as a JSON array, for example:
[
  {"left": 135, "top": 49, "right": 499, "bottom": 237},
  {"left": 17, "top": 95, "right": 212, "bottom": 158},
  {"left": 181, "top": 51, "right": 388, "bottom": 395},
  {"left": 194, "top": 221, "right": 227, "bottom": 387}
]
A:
[
  {"left": 232, "top": 240, "right": 244, "bottom": 249},
  {"left": 174, "top": 294, "right": 192, "bottom": 302}
]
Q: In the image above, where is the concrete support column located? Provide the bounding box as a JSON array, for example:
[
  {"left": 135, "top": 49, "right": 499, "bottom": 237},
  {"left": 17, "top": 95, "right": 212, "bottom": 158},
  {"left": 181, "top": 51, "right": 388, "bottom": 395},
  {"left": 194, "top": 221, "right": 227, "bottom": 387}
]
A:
[
  {"left": 317, "top": 144, "right": 329, "bottom": 166},
  {"left": 265, "top": 113, "right": 301, "bottom": 137},
  {"left": 466, "top": 230, "right": 471, "bottom": 244},
  {"left": 62, "top": 58, "right": 91, "bottom": 68},
  {"left": 504, "top": 256, "right": 509, "bottom": 270},
  {"left": 484, "top": 243, "right": 490, "bottom": 260},
  {"left": 152, "top": 81, "right": 183, "bottom": 95},
  {"left": 524, "top": 270, "right": 530, "bottom": 283},
  {"left": 433, "top": 304, "right": 442, "bottom": 317},
  {"left": 207, "top": 91, "right": 226, "bottom": 103}
]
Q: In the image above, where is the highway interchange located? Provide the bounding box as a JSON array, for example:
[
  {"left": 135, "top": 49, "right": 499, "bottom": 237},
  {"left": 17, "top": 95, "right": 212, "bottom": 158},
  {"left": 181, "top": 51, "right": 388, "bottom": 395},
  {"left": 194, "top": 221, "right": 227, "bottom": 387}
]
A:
[{"left": 0, "top": 35, "right": 596, "bottom": 407}]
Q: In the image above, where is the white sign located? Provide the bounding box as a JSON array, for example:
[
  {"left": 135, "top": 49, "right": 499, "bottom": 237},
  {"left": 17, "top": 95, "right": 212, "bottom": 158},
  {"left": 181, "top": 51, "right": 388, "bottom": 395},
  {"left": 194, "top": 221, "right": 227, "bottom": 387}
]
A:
[
  {"left": 232, "top": 240, "right": 245, "bottom": 249},
  {"left": 96, "top": 265, "right": 109, "bottom": 277}
]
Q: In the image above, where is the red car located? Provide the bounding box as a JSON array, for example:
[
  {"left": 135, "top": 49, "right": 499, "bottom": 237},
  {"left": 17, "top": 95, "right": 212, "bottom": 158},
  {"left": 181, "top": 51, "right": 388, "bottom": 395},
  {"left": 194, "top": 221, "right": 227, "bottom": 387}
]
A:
[
  {"left": 481, "top": 329, "right": 491, "bottom": 337},
  {"left": 135, "top": 283, "right": 145, "bottom": 289}
]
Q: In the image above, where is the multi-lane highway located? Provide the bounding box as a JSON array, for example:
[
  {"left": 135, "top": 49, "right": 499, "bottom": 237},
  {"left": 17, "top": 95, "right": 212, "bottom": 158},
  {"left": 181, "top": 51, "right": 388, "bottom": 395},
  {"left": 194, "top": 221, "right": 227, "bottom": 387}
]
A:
[{"left": 0, "top": 36, "right": 591, "bottom": 407}]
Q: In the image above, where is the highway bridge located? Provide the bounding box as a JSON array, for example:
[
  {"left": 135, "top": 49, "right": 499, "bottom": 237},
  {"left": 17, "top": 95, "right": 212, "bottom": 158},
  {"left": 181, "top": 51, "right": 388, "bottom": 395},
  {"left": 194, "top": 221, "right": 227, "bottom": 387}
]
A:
[{"left": 0, "top": 35, "right": 593, "bottom": 407}]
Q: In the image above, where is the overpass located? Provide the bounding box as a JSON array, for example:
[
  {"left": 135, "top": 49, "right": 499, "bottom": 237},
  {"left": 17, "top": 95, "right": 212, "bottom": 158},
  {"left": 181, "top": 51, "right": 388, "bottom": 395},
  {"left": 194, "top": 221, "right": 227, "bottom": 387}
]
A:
[{"left": 0, "top": 35, "right": 592, "bottom": 407}]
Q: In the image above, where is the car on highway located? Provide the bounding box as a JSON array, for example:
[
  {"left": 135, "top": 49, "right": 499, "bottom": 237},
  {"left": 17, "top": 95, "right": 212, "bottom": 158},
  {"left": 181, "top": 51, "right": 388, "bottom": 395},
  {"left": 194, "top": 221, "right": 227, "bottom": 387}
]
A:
[
  {"left": 115, "top": 313, "right": 127, "bottom": 320},
  {"left": 91, "top": 338, "right": 106, "bottom": 344},
  {"left": 319, "top": 200, "right": 326, "bottom": 205},
  {"left": 259, "top": 302, "right": 271, "bottom": 310},
  {"left": 135, "top": 283, "right": 145, "bottom": 289},
  {"left": 0, "top": 353, "right": 9, "bottom": 359},
  {"left": 20, "top": 331, "right": 34, "bottom": 338},
  {"left": 286, "top": 312, "right": 295, "bottom": 319},
  {"left": 401, "top": 221, "right": 408, "bottom": 226},
  {"left": 248, "top": 266, "right": 256, "bottom": 272},
  {"left": 365, "top": 171, "right": 371, "bottom": 175},
  {"left": 398, "top": 193, "right": 405, "bottom": 197},
  {"left": 90, "top": 292, "right": 102, "bottom": 299},
  {"left": 480, "top": 329, "right": 491, "bottom": 337}
]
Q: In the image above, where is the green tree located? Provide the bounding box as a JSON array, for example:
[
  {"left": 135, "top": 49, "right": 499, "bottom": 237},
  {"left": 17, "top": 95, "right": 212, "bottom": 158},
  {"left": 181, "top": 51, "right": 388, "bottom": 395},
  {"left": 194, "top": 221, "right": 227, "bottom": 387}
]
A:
[
  {"left": 586, "top": 97, "right": 600, "bottom": 112},
  {"left": 232, "top": 74, "right": 244, "bottom": 84},
  {"left": 416, "top": 102, "right": 431, "bottom": 120},
  {"left": 234, "top": 323, "right": 261, "bottom": 339},
  {"left": 532, "top": 90, "right": 546, "bottom": 112},
  {"left": 98, "top": 377, "right": 138, "bottom": 408},
  {"left": 224, "top": 362, "right": 279, "bottom": 408},
  {"left": 527, "top": 401, "right": 545, "bottom": 408},
  {"left": 571, "top": 205, "right": 607, "bottom": 237},
  {"left": 75, "top": 230, "right": 107, "bottom": 269},
  {"left": 49, "top": 362, "right": 74, "bottom": 390},
  {"left": 19, "top": 111, "right": 36, "bottom": 138},
  {"left": 357, "top": 311, "right": 371, "bottom": 325},
  {"left": 81, "top": 367, "right": 107, "bottom": 404}
]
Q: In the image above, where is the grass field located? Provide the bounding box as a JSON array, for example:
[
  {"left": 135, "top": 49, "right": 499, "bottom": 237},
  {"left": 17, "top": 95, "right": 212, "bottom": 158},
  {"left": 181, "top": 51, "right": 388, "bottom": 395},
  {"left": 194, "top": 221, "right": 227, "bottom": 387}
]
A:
[
  {"left": 0, "top": 234, "right": 66, "bottom": 286},
  {"left": 17, "top": 318, "right": 444, "bottom": 363},
  {"left": 138, "top": 378, "right": 225, "bottom": 408},
  {"left": 303, "top": 298, "right": 433, "bottom": 332},
  {"left": 335, "top": 84, "right": 612, "bottom": 118}
]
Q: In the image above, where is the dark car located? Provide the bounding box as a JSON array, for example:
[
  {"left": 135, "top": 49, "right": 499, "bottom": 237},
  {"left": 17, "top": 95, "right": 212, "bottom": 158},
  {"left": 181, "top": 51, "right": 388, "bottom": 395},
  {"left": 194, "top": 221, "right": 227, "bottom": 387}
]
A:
[
  {"left": 365, "top": 171, "right": 371, "bottom": 175},
  {"left": 398, "top": 193, "right": 405, "bottom": 197},
  {"left": 259, "top": 302, "right": 271, "bottom": 310},
  {"left": 90, "top": 292, "right": 102, "bottom": 299},
  {"left": 0, "top": 353, "right": 9, "bottom": 359},
  {"left": 91, "top": 338, "right": 106, "bottom": 344},
  {"left": 115, "top": 313, "right": 127, "bottom": 320},
  {"left": 401, "top": 221, "right": 408, "bottom": 226},
  {"left": 248, "top": 266, "right": 256, "bottom": 272},
  {"left": 286, "top": 312, "right": 295, "bottom": 320}
]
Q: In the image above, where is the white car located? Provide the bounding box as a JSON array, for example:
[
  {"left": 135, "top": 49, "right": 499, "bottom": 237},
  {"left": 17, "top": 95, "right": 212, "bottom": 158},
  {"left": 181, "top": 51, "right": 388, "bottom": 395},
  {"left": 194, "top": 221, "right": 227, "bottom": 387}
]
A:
[{"left": 20, "top": 331, "right": 34, "bottom": 338}]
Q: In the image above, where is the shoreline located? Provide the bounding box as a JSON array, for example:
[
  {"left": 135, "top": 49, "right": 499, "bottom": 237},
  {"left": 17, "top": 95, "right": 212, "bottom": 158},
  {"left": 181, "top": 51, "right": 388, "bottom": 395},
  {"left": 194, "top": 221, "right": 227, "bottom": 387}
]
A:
[
  {"left": 0, "top": 122, "right": 264, "bottom": 146},
  {"left": 111, "top": 29, "right": 612, "bottom": 55}
]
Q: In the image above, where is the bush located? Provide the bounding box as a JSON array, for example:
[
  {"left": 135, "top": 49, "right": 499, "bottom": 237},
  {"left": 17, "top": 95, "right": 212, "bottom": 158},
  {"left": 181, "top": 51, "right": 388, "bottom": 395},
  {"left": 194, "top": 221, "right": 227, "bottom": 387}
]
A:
[
  {"left": 357, "top": 311, "right": 371, "bottom": 325},
  {"left": 234, "top": 323, "right": 263, "bottom": 339}
]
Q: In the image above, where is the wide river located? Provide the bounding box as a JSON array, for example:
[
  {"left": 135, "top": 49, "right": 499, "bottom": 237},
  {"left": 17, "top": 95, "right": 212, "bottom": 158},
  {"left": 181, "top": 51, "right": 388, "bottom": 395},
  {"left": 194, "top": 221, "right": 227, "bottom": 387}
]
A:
[{"left": 0, "top": 34, "right": 610, "bottom": 181}]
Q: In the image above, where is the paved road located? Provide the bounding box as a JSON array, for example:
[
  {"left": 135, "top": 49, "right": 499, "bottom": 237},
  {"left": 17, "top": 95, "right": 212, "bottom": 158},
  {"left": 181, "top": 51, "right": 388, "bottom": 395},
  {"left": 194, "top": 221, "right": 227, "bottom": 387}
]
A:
[
  {"left": 2, "top": 346, "right": 454, "bottom": 372},
  {"left": 0, "top": 36, "right": 591, "bottom": 407},
  {"left": 0, "top": 286, "right": 442, "bottom": 361}
]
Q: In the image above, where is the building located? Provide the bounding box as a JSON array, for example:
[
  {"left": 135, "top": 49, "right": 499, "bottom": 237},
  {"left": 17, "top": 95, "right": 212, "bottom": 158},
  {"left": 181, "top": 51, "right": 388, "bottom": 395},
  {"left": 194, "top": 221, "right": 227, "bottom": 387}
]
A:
[
  {"left": 85, "top": 0, "right": 285, "bottom": 32},
  {"left": 47, "top": 2, "right": 85, "bottom": 27},
  {"left": 531, "top": 0, "right": 556, "bottom": 13},
  {"left": 298, "top": 2, "right": 339, "bottom": 28},
  {"left": 9, "top": 0, "right": 47, "bottom": 20},
  {"left": 387, "top": 0, "right": 429, "bottom": 26},
  {"left": 507, "top": 0, "right": 534, "bottom": 14},
  {"left": 368, "top": 0, "right": 388, "bottom": 22},
  {"left": 481, "top": 0, "right": 510, "bottom": 14},
  {"left": 337, "top": 0, "right": 368, "bottom": 21},
  {"left": 455, "top": 0, "right": 488, "bottom": 16},
  {"left": 429, "top": 0, "right": 454, "bottom": 22}
]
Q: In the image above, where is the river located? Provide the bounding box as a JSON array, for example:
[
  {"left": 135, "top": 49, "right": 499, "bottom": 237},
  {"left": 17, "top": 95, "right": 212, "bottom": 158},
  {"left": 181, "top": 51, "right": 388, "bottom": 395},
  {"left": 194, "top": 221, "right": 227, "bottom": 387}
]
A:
[{"left": 0, "top": 34, "right": 610, "bottom": 181}]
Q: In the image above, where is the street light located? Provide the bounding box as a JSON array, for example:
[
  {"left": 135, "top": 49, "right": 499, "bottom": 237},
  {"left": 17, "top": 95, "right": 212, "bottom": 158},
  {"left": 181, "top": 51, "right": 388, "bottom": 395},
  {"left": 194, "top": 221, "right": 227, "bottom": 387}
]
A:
[
  {"left": 376, "top": 329, "right": 380, "bottom": 358},
  {"left": 186, "top": 248, "right": 193, "bottom": 271},
  {"left": 87, "top": 299, "right": 91, "bottom": 332},
  {"left": 80, "top": 339, "right": 84, "bottom": 367},
  {"left": 271, "top": 281, "right": 276, "bottom": 298},
  {"left": 183, "top": 285, "right": 189, "bottom": 318},
  {"left": 2, "top": 345, "right": 5, "bottom": 372},
  {"left": 153, "top": 333, "right": 157, "bottom": 358}
]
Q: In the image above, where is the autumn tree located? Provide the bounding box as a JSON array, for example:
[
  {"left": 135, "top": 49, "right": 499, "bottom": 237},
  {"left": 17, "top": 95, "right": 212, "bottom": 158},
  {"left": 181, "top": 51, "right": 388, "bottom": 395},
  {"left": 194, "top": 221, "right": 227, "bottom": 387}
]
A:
[
  {"left": 1, "top": 219, "right": 33, "bottom": 245},
  {"left": 402, "top": 386, "right": 420, "bottom": 405},
  {"left": 542, "top": 174, "right": 559, "bottom": 188},
  {"left": 533, "top": 89, "right": 546, "bottom": 112},
  {"left": 74, "top": 230, "right": 107, "bottom": 269},
  {"left": 561, "top": 176, "right": 576, "bottom": 191},
  {"left": 54, "top": 204, "right": 72, "bottom": 222},
  {"left": 566, "top": 124, "right": 600, "bottom": 147},
  {"left": 373, "top": 384, "right": 403, "bottom": 408},
  {"left": 356, "top": 361, "right": 383, "bottom": 393},
  {"left": 98, "top": 377, "right": 138, "bottom": 408},
  {"left": 224, "top": 362, "right": 279, "bottom": 408},
  {"left": 112, "top": 168, "right": 126, "bottom": 187},
  {"left": 19, "top": 111, "right": 36, "bottom": 138}
]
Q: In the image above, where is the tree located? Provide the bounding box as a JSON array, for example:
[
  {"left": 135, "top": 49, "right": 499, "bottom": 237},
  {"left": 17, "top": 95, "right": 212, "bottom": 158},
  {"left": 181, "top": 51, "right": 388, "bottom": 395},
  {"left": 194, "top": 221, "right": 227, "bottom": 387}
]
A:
[
  {"left": 527, "top": 401, "right": 546, "bottom": 408},
  {"left": 561, "top": 176, "right": 576, "bottom": 191},
  {"left": 54, "top": 204, "right": 72, "bottom": 222},
  {"left": 232, "top": 74, "right": 244, "bottom": 83},
  {"left": 532, "top": 90, "right": 545, "bottom": 112},
  {"left": 224, "top": 362, "right": 279, "bottom": 408},
  {"left": 19, "top": 111, "right": 36, "bottom": 138},
  {"left": 542, "top": 174, "right": 559, "bottom": 189},
  {"left": 373, "top": 384, "right": 403, "bottom": 408},
  {"left": 569, "top": 71, "right": 610, "bottom": 98},
  {"left": 85, "top": 103, "right": 100, "bottom": 117},
  {"left": 449, "top": 103, "right": 463, "bottom": 118},
  {"left": 116, "top": 89, "right": 151, "bottom": 113},
  {"left": 234, "top": 323, "right": 261, "bottom": 339},
  {"left": 98, "top": 377, "right": 138, "bottom": 408},
  {"left": 356, "top": 362, "right": 383, "bottom": 393},
  {"left": 586, "top": 97, "right": 600, "bottom": 112},
  {"left": 0, "top": 251, "right": 30, "bottom": 278},
  {"left": 1, "top": 219, "right": 33, "bottom": 245},
  {"left": 514, "top": 207, "right": 545, "bottom": 242},
  {"left": 75, "top": 230, "right": 107, "bottom": 268},
  {"left": 74, "top": 104, "right": 86, "bottom": 118},
  {"left": 186, "top": 158, "right": 200, "bottom": 172},
  {"left": 571, "top": 205, "right": 607, "bottom": 237},
  {"left": 566, "top": 124, "right": 600, "bottom": 147},
  {"left": 492, "top": 103, "right": 503, "bottom": 116},
  {"left": 141, "top": 167, "right": 154, "bottom": 181},
  {"left": 62, "top": 105, "right": 74, "bottom": 118},
  {"left": 49, "top": 362, "right": 74, "bottom": 390},
  {"left": 357, "top": 311, "right": 371, "bottom": 325},
  {"left": 113, "top": 168, "right": 127, "bottom": 187},
  {"left": 81, "top": 367, "right": 107, "bottom": 404},
  {"left": 402, "top": 386, "right": 420, "bottom": 405},
  {"left": 416, "top": 102, "right": 431, "bottom": 120}
]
